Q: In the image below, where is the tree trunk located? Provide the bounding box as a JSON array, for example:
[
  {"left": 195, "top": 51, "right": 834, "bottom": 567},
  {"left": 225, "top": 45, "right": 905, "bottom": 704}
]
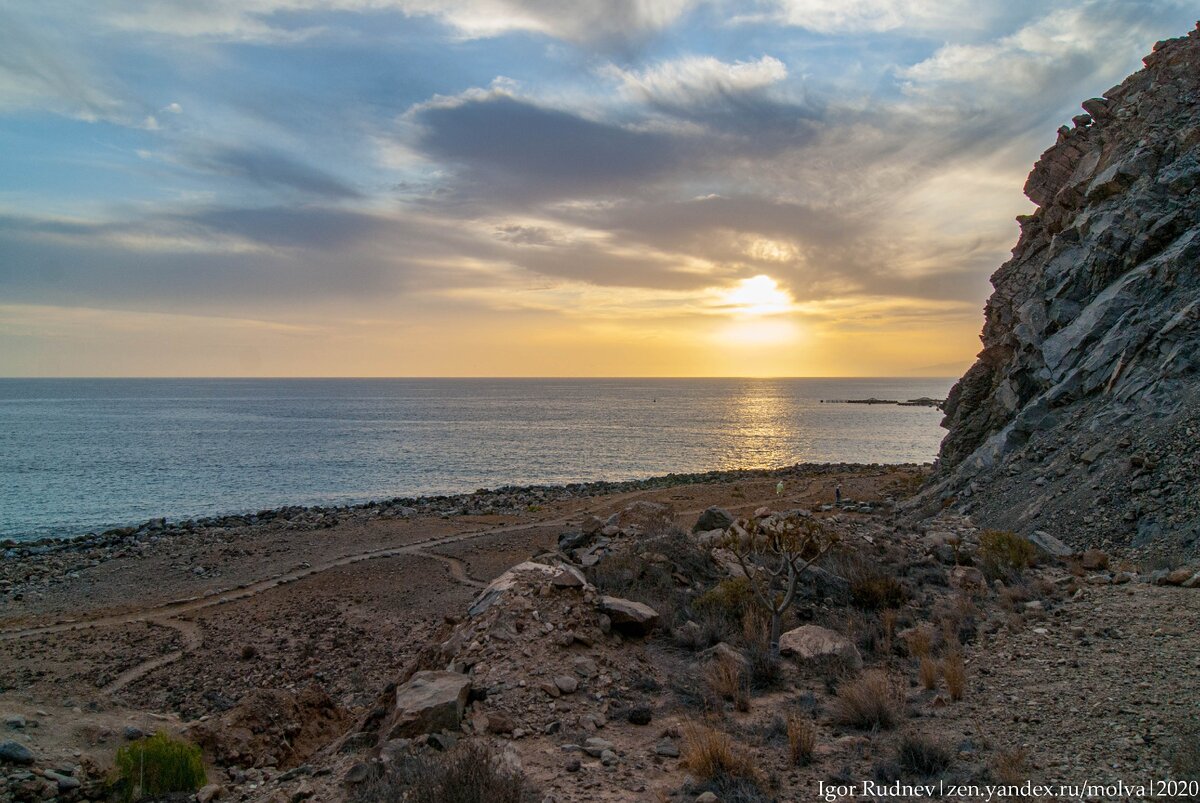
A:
[{"left": 769, "top": 609, "right": 783, "bottom": 657}]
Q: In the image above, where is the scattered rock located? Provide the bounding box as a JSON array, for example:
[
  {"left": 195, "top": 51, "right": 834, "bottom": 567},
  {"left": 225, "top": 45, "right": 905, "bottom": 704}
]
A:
[
  {"left": 596, "top": 596, "right": 659, "bottom": 636},
  {"left": 693, "top": 506, "right": 735, "bottom": 533},
  {"left": 0, "top": 741, "right": 34, "bottom": 765},
  {"left": 386, "top": 671, "right": 472, "bottom": 739},
  {"left": 778, "top": 625, "right": 863, "bottom": 669}
]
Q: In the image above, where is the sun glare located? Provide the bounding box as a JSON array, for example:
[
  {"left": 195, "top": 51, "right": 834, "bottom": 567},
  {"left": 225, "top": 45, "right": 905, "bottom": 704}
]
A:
[{"left": 720, "top": 274, "right": 793, "bottom": 316}]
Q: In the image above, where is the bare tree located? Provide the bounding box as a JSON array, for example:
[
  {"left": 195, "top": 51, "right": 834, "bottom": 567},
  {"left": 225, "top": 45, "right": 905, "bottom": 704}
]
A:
[{"left": 722, "top": 511, "right": 837, "bottom": 655}]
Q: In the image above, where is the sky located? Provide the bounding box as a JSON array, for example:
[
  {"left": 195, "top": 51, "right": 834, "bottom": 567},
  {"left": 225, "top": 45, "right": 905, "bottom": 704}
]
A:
[{"left": 0, "top": 1, "right": 1195, "bottom": 377}]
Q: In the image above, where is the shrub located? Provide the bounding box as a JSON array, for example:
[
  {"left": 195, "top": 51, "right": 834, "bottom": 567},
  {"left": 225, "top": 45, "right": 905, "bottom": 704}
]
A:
[
  {"left": 695, "top": 577, "right": 753, "bottom": 620},
  {"left": 897, "top": 732, "right": 953, "bottom": 777},
  {"left": 741, "top": 611, "right": 783, "bottom": 690},
  {"left": 787, "top": 715, "right": 816, "bottom": 766},
  {"left": 918, "top": 658, "right": 941, "bottom": 691},
  {"left": 903, "top": 626, "right": 934, "bottom": 659},
  {"left": 351, "top": 740, "right": 529, "bottom": 803},
  {"left": 112, "top": 733, "right": 206, "bottom": 803},
  {"left": 705, "top": 656, "right": 750, "bottom": 712},
  {"left": 682, "top": 722, "right": 764, "bottom": 787},
  {"left": 991, "top": 747, "right": 1029, "bottom": 786},
  {"left": 943, "top": 652, "right": 966, "bottom": 701},
  {"left": 978, "top": 530, "right": 1037, "bottom": 580},
  {"left": 835, "top": 554, "right": 909, "bottom": 611},
  {"left": 831, "top": 671, "right": 903, "bottom": 730}
]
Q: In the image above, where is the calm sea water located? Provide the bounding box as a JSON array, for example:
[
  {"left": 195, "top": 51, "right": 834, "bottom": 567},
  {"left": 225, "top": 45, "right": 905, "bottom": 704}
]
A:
[{"left": 0, "top": 378, "right": 953, "bottom": 541}]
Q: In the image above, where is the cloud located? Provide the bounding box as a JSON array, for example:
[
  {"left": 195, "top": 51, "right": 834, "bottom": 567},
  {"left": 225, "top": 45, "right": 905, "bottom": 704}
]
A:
[
  {"left": 739, "top": 0, "right": 999, "bottom": 35},
  {"left": 100, "top": 0, "right": 698, "bottom": 46},
  {"left": 183, "top": 145, "right": 363, "bottom": 199},
  {"left": 0, "top": 11, "right": 126, "bottom": 121},
  {"left": 608, "top": 55, "right": 788, "bottom": 106},
  {"left": 408, "top": 88, "right": 683, "bottom": 202}
]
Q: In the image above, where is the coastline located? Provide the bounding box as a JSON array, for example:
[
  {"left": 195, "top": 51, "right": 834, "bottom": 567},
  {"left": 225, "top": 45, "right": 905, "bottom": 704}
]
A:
[{"left": 2, "top": 461, "right": 929, "bottom": 552}]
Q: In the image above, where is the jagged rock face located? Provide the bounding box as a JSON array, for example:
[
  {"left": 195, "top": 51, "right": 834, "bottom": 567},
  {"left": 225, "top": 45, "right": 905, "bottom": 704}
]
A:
[{"left": 926, "top": 24, "right": 1200, "bottom": 558}]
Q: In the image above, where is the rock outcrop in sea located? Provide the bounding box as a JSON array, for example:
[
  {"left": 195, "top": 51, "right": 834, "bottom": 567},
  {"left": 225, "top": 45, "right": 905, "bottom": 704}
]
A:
[{"left": 915, "top": 24, "right": 1200, "bottom": 559}]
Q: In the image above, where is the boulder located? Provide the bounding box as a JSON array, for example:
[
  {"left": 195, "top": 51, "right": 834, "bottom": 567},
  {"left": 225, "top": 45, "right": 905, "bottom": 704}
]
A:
[
  {"left": 597, "top": 596, "right": 659, "bottom": 636},
  {"left": 468, "top": 561, "right": 586, "bottom": 617},
  {"left": 388, "top": 671, "right": 472, "bottom": 738},
  {"left": 1080, "top": 550, "right": 1109, "bottom": 571},
  {"left": 778, "top": 625, "right": 863, "bottom": 670},
  {"left": 1165, "top": 568, "right": 1195, "bottom": 586},
  {"left": 949, "top": 566, "right": 987, "bottom": 591},
  {"left": 1028, "top": 530, "right": 1072, "bottom": 557},
  {"left": 0, "top": 740, "right": 34, "bottom": 765},
  {"left": 693, "top": 507, "right": 735, "bottom": 533}
]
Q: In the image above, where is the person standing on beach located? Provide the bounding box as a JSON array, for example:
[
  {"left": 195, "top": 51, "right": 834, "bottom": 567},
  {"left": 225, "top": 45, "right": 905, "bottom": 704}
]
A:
[{"left": 835, "top": 483, "right": 842, "bottom": 505}]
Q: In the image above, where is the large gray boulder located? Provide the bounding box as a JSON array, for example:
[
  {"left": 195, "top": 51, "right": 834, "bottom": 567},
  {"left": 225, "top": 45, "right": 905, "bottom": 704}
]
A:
[
  {"left": 778, "top": 625, "right": 862, "bottom": 670},
  {"left": 693, "top": 507, "right": 735, "bottom": 533},
  {"left": 597, "top": 596, "right": 659, "bottom": 636},
  {"left": 388, "top": 671, "right": 472, "bottom": 738}
]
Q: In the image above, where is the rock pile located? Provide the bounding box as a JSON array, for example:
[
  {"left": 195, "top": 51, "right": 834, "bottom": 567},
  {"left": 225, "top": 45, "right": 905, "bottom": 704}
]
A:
[{"left": 917, "top": 24, "right": 1200, "bottom": 561}]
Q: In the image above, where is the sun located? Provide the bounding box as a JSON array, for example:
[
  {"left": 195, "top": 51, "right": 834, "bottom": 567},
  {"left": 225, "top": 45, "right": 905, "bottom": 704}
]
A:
[{"left": 719, "top": 274, "right": 793, "bottom": 316}]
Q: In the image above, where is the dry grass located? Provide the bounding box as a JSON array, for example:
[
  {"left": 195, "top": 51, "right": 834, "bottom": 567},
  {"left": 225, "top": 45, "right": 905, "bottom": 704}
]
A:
[
  {"left": 880, "top": 609, "right": 897, "bottom": 655},
  {"left": 943, "top": 652, "right": 966, "bottom": 701},
  {"left": 349, "top": 740, "right": 528, "bottom": 803},
  {"left": 682, "top": 722, "right": 764, "bottom": 786},
  {"left": 897, "top": 731, "right": 953, "bottom": 777},
  {"left": 832, "top": 670, "right": 904, "bottom": 730},
  {"left": 904, "top": 626, "right": 934, "bottom": 658},
  {"left": 786, "top": 715, "right": 816, "bottom": 766},
  {"left": 705, "top": 656, "right": 750, "bottom": 712},
  {"left": 918, "top": 658, "right": 941, "bottom": 691},
  {"left": 992, "top": 746, "right": 1029, "bottom": 786}
]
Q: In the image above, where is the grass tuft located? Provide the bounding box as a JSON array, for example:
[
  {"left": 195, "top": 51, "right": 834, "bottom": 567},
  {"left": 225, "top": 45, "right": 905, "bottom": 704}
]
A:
[
  {"left": 112, "top": 733, "right": 206, "bottom": 803},
  {"left": 831, "top": 670, "right": 904, "bottom": 730}
]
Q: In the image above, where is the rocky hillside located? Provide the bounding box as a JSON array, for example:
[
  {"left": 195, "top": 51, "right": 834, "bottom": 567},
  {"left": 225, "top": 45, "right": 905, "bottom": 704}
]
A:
[{"left": 918, "top": 23, "right": 1200, "bottom": 560}]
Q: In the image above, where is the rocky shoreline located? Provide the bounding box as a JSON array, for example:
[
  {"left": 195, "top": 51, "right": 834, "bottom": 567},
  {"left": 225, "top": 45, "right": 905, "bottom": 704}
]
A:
[{"left": 2, "top": 462, "right": 917, "bottom": 555}]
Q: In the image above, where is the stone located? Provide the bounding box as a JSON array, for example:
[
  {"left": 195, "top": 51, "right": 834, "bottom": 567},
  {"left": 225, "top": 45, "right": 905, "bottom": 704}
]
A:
[
  {"left": 627, "top": 706, "right": 652, "bottom": 726},
  {"left": 1028, "top": 530, "right": 1072, "bottom": 557},
  {"left": 0, "top": 740, "right": 34, "bottom": 765},
  {"left": 693, "top": 506, "right": 735, "bottom": 533},
  {"left": 389, "top": 671, "right": 472, "bottom": 738},
  {"left": 696, "top": 793, "right": 720, "bottom": 803},
  {"left": 469, "top": 562, "right": 587, "bottom": 617},
  {"left": 196, "top": 784, "right": 223, "bottom": 803},
  {"left": 45, "top": 771, "right": 79, "bottom": 793},
  {"left": 778, "top": 625, "right": 863, "bottom": 670},
  {"left": 583, "top": 737, "right": 614, "bottom": 757},
  {"left": 564, "top": 758, "right": 581, "bottom": 772},
  {"left": 1166, "top": 568, "right": 1194, "bottom": 586},
  {"left": 701, "top": 642, "right": 749, "bottom": 670},
  {"left": 596, "top": 596, "right": 659, "bottom": 636},
  {"left": 1183, "top": 572, "right": 1200, "bottom": 589},
  {"left": 123, "top": 725, "right": 146, "bottom": 741},
  {"left": 553, "top": 675, "right": 579, "bottom": 695},
  {"left": 3, "top": 716, "right": 25, "bottom": 730},
  {"left": 655, "top": 739, "right": 680, "bottom": 758},
  {"left": 1080, "top": 550, "right": 1109, "bottom": 571},
  {"left": 344, "top": 762, "right": 373, "bottom": 784},
  {"left": 600, "top": 749, "right": 619, "bottom": 766},
  {"left": 949, "top": 566, "right": 987, "bottom": 591}
]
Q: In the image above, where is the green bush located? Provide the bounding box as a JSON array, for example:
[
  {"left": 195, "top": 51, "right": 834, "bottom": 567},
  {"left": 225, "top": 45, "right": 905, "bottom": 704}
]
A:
[
  {"left": 112, "top": 733, "right": 206, "bottom": 802},
  {"left": 978, "top": 530, "right": 1037, "bottom": 580},
  {"left": 694, "top": 577, "right": 752, "bottom": 619}
]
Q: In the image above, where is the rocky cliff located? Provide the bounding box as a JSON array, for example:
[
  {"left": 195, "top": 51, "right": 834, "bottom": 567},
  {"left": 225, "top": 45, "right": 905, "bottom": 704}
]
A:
[{"left": 917, "top": 23, "right": 1200, "bottom": 560}]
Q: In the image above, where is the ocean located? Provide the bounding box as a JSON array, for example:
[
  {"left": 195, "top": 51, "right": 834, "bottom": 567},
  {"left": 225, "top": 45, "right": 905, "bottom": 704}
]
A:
[{"left": 0, "top": 377, "right": 954, "bottom": 541}]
